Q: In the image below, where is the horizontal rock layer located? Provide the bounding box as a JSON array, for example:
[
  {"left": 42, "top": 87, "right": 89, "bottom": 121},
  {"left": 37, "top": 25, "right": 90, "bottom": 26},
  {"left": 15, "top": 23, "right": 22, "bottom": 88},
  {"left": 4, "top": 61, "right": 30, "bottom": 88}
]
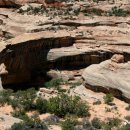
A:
[
  {"left": 0, "top": 6, "right": 130, "bottom": 89},
  {"left": 82, "top": 57, "right": 130, "bottom": 102}
]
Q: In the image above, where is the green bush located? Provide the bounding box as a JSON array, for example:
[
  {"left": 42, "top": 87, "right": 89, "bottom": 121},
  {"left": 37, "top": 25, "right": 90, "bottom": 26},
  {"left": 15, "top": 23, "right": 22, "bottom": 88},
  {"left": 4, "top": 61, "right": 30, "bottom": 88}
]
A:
[
  {"left": 93, "top": 100, "right": 101, "bottom": 105},
  {"left": 125, "top": 104, "right": 130, "bottom": 111},
  {"left": 11, "top": 110, "right": 29, "bottom": 120},
  {"left": 82, "top": 119, "right": 93, "bottom": 130},
  {"left": 10, "top": 88, "right": 36, "bottom": 111},
  {"left": 61, "top": 118, "right": 77, "bottom": 130},
  {"left": 121, "top": 124, "right": 130, "bottom": 130},
  {"left": 75, "top": 102, "right": 89, "bottom": 117},
  {"left": 10, "top": 115, "right": 48, "bottom": 130},
  {"left": 91, "top": 117, "right": 102, "bottom": 129},
  {"left": 35, "top": 98, "right": 48, "bottom": 113},
  {"left": 70, "top": 82, "right": 82, "bottom": 89},
  {"left": 103, "top": 93, "right": 114, "bottom": 104},
  {"left": 47, "top": 94, "right": 89, "bottom": 117},
  {"left": 107, "top": 117, "right": 121, "bottom": 127},
  {"left": 44, "top": 78, "right": 63, "bottom": 89},
  {"left": 0, "top": 89, "right": 13, "bottom": 106},
  {"left": 108, "top": 6, "right": 130, "bottom": 17},
  {"left": 125, "top": 116, "right": 130, "bottom": 121},
  {"left": 102, "top": 117, "right": 121, "bottom": 130}
]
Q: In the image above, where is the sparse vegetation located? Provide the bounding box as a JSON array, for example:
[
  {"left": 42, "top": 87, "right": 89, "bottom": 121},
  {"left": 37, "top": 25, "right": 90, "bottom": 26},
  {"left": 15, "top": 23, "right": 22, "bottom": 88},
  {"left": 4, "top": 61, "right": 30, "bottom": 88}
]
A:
[
  {"left": 91, "top": 117, "right": 102, "bottom": 129},
  {"left": 0, "top": 89, "right": 13, "bottom": 106},
  {"left": 121, "top": 123, "right": 130, "bottom": 130},
  {"left": 102, "top": 117, "right": 121, "bottom": 130},
  {"left": 35, "top": 98, "right": 48, "bottom": 114},
  {"left": 93, "top": 100, "right": 101, "bottom": 105},
  {"left": 70, "top": 81, "right": 82, "bottom": 89},
  {"left": 125, "top": 104, "right": 130, "bottom": 111},
  {"left": 44, "top": 78, "right": 63, "bottom": 89},
  {"left": 125, "top": 116, "right": 130, "bottom": 121},
  {"left": 11, "top": 110, "right": 29, "bottom": 120},
  {"left": 103, "top": 93, "right": 114, "bottom": 104},
  {"left": 108, "top": 6, "right": 130, "bottom": 17},
  {"left": 10, "top": 114, "right": 48, "bottom": 130},
  {"left": 62, "top": 118, "right": 78, "bottom": 130},
  {"left": 47, "top": 93, "right": 90, "bottom": 117},
  {"left": 10, "top": 88, "right": 36, "bottom": 111}
]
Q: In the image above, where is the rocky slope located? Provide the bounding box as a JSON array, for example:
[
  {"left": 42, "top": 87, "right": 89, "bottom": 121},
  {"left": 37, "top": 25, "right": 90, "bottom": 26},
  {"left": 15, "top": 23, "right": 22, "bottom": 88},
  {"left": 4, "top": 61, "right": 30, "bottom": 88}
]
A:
[
  {"left": 0, "top": 0, "right": 130, "bottom": 100},
  {"left": 82, "top": 54, "right": 130, "bottom": 102}
]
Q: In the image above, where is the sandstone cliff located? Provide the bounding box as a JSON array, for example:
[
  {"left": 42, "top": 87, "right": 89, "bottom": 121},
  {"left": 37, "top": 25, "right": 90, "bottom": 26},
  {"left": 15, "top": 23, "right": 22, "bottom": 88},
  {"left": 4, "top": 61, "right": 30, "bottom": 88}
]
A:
[{"left": 0, "top": 0, "right": 130, "bottom": 100}]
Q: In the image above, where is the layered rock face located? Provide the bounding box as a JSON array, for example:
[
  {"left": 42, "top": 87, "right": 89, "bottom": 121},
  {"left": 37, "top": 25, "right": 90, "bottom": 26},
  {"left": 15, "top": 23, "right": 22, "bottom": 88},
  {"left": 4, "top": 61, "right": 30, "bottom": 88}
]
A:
[
  {"left": 82, "top": 55, "right": 130, "bottom": 101},
  {"left": 0, "top": 31, "right": 75, "bottom": 85},
  {"left": 0, "top": 0, "right": 46, "bottom": 7},
  {"left": 1, "top": 0, "right": 130, "bottom": 100},
  {"left": 1, "top": 7, "right": 130, "bottom": 86}
]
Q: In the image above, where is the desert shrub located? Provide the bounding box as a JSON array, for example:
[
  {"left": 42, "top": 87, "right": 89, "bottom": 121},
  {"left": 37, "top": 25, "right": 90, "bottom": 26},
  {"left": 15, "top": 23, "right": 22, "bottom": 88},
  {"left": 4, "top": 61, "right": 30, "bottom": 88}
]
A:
[
  {"left": 93, "top": 100, "right": 101, "bottom": 105},
  {"left": 58, "top": 88, "right": 67, "bottom": 93},
  {"left": 11, "top": 110, "right": 29, "bottom": 120},
  {"left": 47, "top": 94, "right": 89, "bottom": 117},
  {"left": 75, "top": 102, "right": 89, "bottom": 117},
  {"left": 103, "top": 93, "right": 114, "bottom": 104},
  {"left": 70, "top": 82, "right": 82, "bottom": 89},
  {"left": 93, "top": 0, "right": 99, "bottom": 3},
  {"left": 125, "top": 104, "right": 130, "bottom": 111},
  {"left": 61, "top": 118, "right": 78, "bottom": 130},
  {"left": 125, "top": 116, "right": 130, "bottom": 121},
  {"left": 91, "top": 8, "right": 102, "bottom": 16},
  {"left": 35, "top": 98, "right": 48, "bottom": 113},
  {"left": 10, "top": 88, "right": 36, "bottom": 111},
  {"left": 102, "top": 117, "right": 121, "bottom": 130},
  {"left": 91, "top": 117, "right": 102, "bottom": 129},
  {"left": 107, "top": 117, "right": 121, "bottom": 127},
  {"left": 0, "top": 89, "right": 13, "bottom": 106},
  {"left": 18, "top": 5, "right": 45, "bottom": 15},
  {"left": 44, "top": 78, "right": 63, "bottom": 89},
  {"left": 108, "top": 6, "right": 130, "bottom": 16},
  {"left": 82, "top": 119, "right": 94, "bottom": 130},
  {"left": 121, "top": 124, "right": 130, "bottom": 130},
  {"left": 105, "top": 107, "right": 112, "bottom": 112},
  {"left": 10, "top": 115, "right": 48, "bottom": 130}
]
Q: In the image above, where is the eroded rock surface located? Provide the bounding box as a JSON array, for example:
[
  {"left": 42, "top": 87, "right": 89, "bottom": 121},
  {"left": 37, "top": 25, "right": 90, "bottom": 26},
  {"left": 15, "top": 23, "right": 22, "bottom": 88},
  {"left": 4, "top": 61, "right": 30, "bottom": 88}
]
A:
[
  {"left": 0, "top": 0, "right": 46, "bottom": 7},
  {"left": 82, "top": 55, "right": 130, "bottom": 101},
  {"left": 0, "top": 0, "right": 130, "bottom": 90}
]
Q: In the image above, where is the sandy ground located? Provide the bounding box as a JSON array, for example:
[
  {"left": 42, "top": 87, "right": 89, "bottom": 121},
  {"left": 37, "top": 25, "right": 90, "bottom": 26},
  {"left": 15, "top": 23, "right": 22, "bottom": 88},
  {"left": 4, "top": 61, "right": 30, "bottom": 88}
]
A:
[
  {"left": 0, "top": 88, "right": 130, "bottom": 130},
  {"left": 0, "top": 105, "right": 13, "bottom": 115},
  {"left": 89, "top": 98, "right": 130, "bottom": 121}
]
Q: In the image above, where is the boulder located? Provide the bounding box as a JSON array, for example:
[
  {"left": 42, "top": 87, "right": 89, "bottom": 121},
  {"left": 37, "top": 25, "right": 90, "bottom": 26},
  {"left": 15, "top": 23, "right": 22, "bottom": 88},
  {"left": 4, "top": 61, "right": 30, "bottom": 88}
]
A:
[
  {"left": 111, "top": 54, "right": 124, "bottom": 63},
  {"left": 39, "top": 88, "right": 57, "bottom": 94},
  {"left": 82, "top": 55, "right": 130, "bottom": 101},
  {"left": 0, "top": 113, "right": 22, "bottom": 130}
]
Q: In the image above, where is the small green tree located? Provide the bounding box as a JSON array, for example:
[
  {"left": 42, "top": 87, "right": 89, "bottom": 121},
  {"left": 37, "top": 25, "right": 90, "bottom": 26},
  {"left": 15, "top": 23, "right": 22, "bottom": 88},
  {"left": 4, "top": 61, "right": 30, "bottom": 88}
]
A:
[
  {"left": 44, "top": 78, "right": 63, "bottom": 89},
  {"left": 10, "top": 88, "right": 36, "bottom": 111},
  {"left": 47, "top": 94, "right": 89, "bottom": 117},
  {"left": 10, "top": 114, "right": 48, "bottom": 130},
  {"left": 91, "top": 117, "right": 102, "bottom": 129},
  {"left": 103, "top": 93, "right": 114, "bottom": 104},
  {"left": 102, "top": 117, "right": 121, "bottom": 130},
  {"left": 125, "top": 116, "right": 130, "bottom": 121},
  {"left": 121, "top": 124, "right": 130, "bottom": 130},
  {"left": 62, "top": 118, "right": 77, "bottom": 130},
  {"left": 0, "top": 89, "right": 13, "bottom": 106},
  {"left": 35, "top": 98, "right": 48, "bottom": 113}
]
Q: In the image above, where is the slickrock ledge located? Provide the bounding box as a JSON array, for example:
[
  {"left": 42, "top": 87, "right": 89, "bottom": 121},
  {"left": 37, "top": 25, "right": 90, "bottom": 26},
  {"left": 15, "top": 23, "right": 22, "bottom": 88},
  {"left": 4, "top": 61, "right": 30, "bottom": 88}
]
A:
[
  {"left": 1, "top": 2, "right": 130, "bottom": 88},
  {"left": 82, "top": 55, "right": 130, "bottom": 101}
]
